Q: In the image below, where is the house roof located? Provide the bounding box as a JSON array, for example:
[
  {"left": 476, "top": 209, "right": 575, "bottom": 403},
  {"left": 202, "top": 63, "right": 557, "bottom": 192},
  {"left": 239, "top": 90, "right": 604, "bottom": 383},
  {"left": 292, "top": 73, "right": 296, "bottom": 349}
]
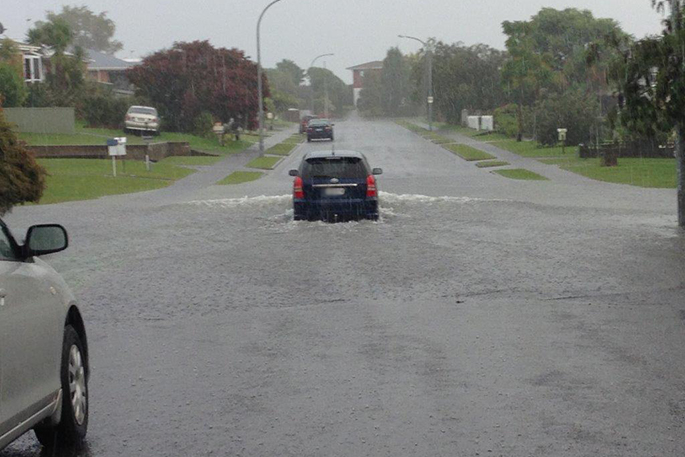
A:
[
  {"left": 84, "top": 49, "right": 137, "bottom": 71},
  {"left": 346, "top": 61, "right": 383, "bottom": 71}
]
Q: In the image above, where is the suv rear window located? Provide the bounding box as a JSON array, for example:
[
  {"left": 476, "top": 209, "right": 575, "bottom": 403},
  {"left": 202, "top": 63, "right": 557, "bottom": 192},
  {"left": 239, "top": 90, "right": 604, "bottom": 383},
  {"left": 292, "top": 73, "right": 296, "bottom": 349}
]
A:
[{"left": 302, "top": 157, "right": 368, "bottom": 179}]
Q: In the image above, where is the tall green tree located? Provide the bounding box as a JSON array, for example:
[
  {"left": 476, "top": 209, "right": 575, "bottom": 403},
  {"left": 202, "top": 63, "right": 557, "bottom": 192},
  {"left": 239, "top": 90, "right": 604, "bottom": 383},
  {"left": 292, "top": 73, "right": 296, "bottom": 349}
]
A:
[
  {"left": 275, "top": 59, "right": 305, "bottom": 87},
  {"left": 37, "top": 6, "right": 123, "bottom": 54},
  {"left": 381, "top": 47, "right": 411, "bottom": 116}
]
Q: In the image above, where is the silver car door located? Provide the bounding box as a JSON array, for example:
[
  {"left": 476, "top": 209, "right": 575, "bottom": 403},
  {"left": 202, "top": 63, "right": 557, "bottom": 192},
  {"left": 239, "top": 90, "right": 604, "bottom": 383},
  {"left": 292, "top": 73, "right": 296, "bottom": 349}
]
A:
[{"left": 0, "top": 229, "right": 62, "bottom": 434}]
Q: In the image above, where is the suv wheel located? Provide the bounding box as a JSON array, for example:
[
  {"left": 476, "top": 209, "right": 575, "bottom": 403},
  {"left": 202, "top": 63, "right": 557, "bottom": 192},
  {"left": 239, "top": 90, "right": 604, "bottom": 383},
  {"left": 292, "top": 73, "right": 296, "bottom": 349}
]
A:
[{"left": 35, "top": 325, "right": 88, "bottom": 448}]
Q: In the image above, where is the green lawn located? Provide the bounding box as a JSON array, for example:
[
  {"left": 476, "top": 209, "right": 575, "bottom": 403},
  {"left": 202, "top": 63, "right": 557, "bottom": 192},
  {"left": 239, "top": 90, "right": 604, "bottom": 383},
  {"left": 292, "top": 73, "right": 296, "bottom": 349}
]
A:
[
  {"left": 35, "top": 158, "right": 194, "bottom": 204},
  {"left": 18, "top": 124, "right": 258, "bottom": 155},
  {"left": 542, "top": 156, "right": 676, "bottom": 188},
  {"left": 493, "top": 168, "right": 549, "bottom": 181},
  {"left": 444, "top": 144, "right": 496, "bottom": 161},
  {"left": 216, "top": 171, "right": 264, "bottom": 185},
  {"left": 246, "top": 155, "right": 281, "bottom": 170},
  {"left": 492, "top": 139, "right": 573, "bottom": 158},
  {"left": 476, "top": 160, "right": 510, "bottom": 168},
  {"left": 282, "top": 133, "right": 304, "bottom": 144},
  {"left": 266, "top": 142, "right": 298, "bottom": 156}
]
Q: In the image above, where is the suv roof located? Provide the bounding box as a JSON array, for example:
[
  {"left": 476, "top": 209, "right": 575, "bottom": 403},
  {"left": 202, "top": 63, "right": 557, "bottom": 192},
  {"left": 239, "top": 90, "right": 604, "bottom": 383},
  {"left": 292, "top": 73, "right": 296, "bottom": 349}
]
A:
[{"left": 304, "top": 150, "right": 365, "bottom": 160}]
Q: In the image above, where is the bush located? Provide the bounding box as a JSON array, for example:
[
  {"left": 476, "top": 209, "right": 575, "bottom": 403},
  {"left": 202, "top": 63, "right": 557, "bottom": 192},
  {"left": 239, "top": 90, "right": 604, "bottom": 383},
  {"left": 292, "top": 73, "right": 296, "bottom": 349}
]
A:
[
  {"left": 78, "top": 85, "right": 134, "bottom": 129},
  {"left": 0, "top": 63, "right": 27, "bottom": 107},
  {"left": 534, "top": 91, "right": 596, "bottom": 146},
  {"left": 0, "top": 108, "right": 47, "bottom": 214},
  {"left": 493, "top": 103, "right": 535, "bottom": 139},
  {"left": 192, "top": 111, "right": 214, "bottom": 138}
]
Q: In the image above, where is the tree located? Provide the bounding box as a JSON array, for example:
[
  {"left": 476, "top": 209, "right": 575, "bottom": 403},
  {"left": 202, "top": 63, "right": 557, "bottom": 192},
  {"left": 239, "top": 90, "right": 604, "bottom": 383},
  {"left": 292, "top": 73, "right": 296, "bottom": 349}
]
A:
[
  {"left": 381, "top": 47, "right": 411, "bottom": 116},
  {"left": 275, "top": 59, "right": 305, "bottom": 87},
  {"left": 428, "top": 42, "right": 507, "bottom": 124},
  {"left": 357, "top": 71, "right": 383, "bottom": 117},
  {"left": 534, "top": 89, "right": 597, "bottom": 146},
  {"left": 127, "top": 41, "right": 266, "bottom": 132},
  {"left": 0, "top": 40, "right": 27, "bottom": 107},
  {"left": 36, "top": 6, "right": 122, "bottom": 54},
  {"left": 0, "top": 108, "right": 47, "bottom": 214},
  {"left": 307, "top": 67, "right": 350, "bottom": 117},
  {"left": 27, "top": 19, "right": 87, "bottom": 107}
]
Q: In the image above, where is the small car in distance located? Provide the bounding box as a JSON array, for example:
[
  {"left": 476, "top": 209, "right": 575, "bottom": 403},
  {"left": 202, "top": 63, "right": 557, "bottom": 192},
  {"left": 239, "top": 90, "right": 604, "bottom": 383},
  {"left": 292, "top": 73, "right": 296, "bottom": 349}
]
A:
[
  {"left": 0, "top": 220, "right": 89, "bottom": 450},
  {"left": 290, "top": 150, "right": 382, "bottom": 222},
  {"left": 124, "top": 105, "right": 160, "bottom": 135},
  {"left": 299, "top": 115, "right": 318, "bottom": 134},
  {"left": 307, "top": 119, "right": 334, "bottom": 142}
]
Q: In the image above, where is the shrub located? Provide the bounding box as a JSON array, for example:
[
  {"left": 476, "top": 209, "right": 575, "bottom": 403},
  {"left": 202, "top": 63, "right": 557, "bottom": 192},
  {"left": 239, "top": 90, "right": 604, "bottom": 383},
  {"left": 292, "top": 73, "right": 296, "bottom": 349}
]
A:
[
  {"left": 192, "top": 111, "right": 214, "bottom": 138},
  {"left": 78, "top": 85, "right": 133, "bottom": 129},
  {"left": 0, "top": 108, "right": 47, "bottom": 214},
  {"left": 0, "top": 63, "right": 27, "bottom": 107},
  {"left": 493, "top": 103, "right": 535, "bottom": 139},
  {"left": 534, "top": 90, "right": 596, "bottom": 146}
]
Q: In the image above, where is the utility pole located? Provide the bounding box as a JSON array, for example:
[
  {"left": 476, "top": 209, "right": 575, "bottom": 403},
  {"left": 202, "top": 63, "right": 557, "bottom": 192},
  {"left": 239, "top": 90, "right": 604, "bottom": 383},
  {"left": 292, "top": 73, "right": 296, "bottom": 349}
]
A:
[
  {"left": 256, "top": 0, "right": 284, "bottom": 155},
  {"left": 671, "top": 0, "right": 685, "bottom": 226},
  {"left": 323, "top": 61, "right": 329, "bottom": 119},
  {"left": 308, "top": 53, "right": 334, "bottom": 115},
  {"left": 399, "top": 35, "right": 434, "bottom": 131}
]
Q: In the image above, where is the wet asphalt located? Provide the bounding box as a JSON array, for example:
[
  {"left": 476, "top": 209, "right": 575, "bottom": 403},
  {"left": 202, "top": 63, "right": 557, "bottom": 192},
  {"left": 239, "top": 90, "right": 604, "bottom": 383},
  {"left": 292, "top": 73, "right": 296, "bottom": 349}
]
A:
[{"left": 3, "top": 115, "right": 685, "bottom": 457}]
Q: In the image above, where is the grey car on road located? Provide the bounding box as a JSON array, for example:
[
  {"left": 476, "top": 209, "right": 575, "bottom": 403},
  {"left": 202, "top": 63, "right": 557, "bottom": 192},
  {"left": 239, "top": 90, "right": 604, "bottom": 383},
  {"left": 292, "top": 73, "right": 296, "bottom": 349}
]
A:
[{"left": 0, "top": 219, "right": 89, "bottom": 450}]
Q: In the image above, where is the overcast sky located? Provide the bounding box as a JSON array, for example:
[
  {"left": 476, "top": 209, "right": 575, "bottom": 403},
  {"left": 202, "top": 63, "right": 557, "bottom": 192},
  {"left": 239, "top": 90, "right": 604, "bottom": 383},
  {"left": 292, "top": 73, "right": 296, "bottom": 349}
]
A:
[{"left": 1, "top": 0, "right": 666, "bottom": 83}]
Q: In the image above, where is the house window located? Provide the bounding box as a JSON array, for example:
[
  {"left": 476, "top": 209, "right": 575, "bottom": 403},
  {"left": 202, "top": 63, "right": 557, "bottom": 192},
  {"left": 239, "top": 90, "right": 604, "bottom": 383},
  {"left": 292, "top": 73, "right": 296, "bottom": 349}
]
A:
[{"left": 23, "top": 55, "right": 43, "bottom": 83}]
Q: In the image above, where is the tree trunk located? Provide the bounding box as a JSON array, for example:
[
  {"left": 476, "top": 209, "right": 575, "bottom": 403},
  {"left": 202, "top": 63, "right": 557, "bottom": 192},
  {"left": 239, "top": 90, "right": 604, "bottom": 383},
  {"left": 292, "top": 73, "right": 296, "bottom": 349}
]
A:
[
  {"left": 516, "top": 102, "right": 523, "bottom": 142},
  {"left": 676, "top": 124, "right": 685, "bottom": 227}
]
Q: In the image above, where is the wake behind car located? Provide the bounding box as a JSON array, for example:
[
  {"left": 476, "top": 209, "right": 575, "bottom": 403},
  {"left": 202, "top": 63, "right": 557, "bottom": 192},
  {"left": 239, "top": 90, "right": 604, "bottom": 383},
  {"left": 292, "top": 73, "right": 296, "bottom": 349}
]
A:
[
  {"left": 290, "top": 150, "right": 382, "bottom": 221},
  {"left": 0, "top": 220, "right": 89, "bottom": 450},
  {"left": 124, "top": 105, "right": 160, "bottom": 135},
  {"left": 307, "top": 119, "right": 334, "bottom": 142}
]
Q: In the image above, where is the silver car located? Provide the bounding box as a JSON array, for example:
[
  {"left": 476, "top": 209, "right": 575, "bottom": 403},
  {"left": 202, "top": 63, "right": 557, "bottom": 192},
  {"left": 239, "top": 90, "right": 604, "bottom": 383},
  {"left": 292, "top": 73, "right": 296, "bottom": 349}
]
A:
[
  {"left": 124, "top": 105, "right": 160, "bottom": 135},
  {"left": 0, "top": 219, "right": 89, "bottom": 450}
]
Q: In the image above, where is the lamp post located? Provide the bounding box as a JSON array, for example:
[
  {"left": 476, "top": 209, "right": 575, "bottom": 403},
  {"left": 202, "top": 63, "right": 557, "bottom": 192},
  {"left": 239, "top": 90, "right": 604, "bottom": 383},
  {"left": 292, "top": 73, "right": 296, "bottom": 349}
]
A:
[
  {"left": 399, "top": 35, "right": 434, "bottom": 131},
  {"left": 256, "top": 0, "right": 284, "bottom": 155},
  {"left": 308, "top": 53, "right": 334, "bottom": 115}
]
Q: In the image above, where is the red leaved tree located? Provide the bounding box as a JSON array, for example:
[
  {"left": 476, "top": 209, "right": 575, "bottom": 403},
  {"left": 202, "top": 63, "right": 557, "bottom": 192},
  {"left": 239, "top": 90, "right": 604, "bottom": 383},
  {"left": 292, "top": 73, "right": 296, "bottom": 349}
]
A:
[{"left": 127, "top": 41, "right": 268, "bottom": 132}]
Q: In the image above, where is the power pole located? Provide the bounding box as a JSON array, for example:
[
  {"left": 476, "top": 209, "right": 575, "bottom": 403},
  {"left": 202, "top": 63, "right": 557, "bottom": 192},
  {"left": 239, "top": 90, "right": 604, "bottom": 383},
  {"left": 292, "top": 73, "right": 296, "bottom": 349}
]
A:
[{"left": 671, "top": 0, "right": 685, "bottom": 226}]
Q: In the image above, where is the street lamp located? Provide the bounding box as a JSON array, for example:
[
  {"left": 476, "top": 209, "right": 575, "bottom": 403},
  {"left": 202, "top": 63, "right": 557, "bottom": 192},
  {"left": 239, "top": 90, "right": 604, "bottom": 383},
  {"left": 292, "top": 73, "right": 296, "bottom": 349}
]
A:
[
  {"left": 256, "top": 0, "right": 284, "bottom": 155},
  {"left": 399, "top": 35, "right": 434, "bottom": 131},
  {"left": 308, "top": 53, "right": 334, "bottom": 115}
]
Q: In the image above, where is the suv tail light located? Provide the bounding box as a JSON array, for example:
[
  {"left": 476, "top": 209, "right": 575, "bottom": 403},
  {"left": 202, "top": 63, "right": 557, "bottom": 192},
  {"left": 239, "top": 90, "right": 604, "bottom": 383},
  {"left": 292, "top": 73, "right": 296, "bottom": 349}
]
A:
[
  {"left": 366, "top": 175, "right": 377, "bottom": 197},
  {"left": 293, "top": 176, "right": 304, "bottom": 199}
]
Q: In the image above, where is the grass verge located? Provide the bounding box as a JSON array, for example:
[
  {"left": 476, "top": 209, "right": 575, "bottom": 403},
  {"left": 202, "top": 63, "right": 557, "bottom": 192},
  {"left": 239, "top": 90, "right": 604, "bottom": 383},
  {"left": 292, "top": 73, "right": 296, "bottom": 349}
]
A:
[
  {"left": 493, "top": 139, "right": 572, "bottom": 158},
  {"left": 216, "top": 171, "right": 264, "bottom": 185},
  {"left": 476, "top": 160, "right": 510, "bottom": 168},
  {"left": 266, "top": 142, "right": 298, "bottom": 156},
  {"left": 541, "top": 156, "right": 676, "bottom": 188},
  {"left": 246, "top": 155, "right": 281, "bottom": 170},
  {"left": 493, "top": 168, "right": 549, "bottom": 181},
  {"left": 35, "top": 158, "right": 194, "bottom": 204},
  {"left": 444, "top": 144, "right": 496, "bottom": 161}
]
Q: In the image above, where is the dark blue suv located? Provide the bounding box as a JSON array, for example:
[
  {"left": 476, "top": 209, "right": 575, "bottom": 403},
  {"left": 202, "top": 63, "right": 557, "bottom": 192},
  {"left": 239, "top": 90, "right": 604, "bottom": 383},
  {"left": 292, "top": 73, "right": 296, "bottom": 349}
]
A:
[{"left": 290, "top": 150, "right": 382, "bottom": 221}]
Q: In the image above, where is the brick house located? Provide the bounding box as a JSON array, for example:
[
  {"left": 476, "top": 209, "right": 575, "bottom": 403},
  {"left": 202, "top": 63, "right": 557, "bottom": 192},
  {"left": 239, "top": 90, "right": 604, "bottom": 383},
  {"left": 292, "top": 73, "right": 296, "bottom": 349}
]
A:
[{"left": 347, "top": 60, "right": 383, "bottom": 107}]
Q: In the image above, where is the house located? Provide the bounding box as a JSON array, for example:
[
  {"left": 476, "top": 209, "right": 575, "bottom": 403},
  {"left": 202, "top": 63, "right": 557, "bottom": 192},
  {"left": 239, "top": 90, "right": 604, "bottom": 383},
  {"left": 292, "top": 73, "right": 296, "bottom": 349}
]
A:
[
  {"left": 347, "top": 60, "right": 383, "bottom": 107},
  {"left": 12, "top": 40, "right": 46, "bottom": 83},
  {"left": 83, "top": 49, "right": 138, "bottom": 95}
]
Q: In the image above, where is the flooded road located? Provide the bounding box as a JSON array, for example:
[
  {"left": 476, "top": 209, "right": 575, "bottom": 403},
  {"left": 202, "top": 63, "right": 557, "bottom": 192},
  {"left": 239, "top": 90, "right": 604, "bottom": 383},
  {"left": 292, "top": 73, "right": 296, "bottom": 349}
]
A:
[{"left": 3, "top": 116, "right": 685, "bottom": 456}]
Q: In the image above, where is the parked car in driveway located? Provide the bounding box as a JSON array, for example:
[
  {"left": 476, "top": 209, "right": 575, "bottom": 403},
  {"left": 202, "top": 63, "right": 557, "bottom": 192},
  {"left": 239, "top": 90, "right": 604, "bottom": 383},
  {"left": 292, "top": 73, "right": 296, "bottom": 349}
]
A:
[
  {"left": 307, "top": 119, "right": 334, "bottom": 142},
  {"left": 290, "top": 150, "right": 382, "bottom": 221},
  {"left": 0, "top": 219, "right": 89, "bottom": 450},
  {"left": 124, "top": 105, "right": 160, "bottom": 135}
]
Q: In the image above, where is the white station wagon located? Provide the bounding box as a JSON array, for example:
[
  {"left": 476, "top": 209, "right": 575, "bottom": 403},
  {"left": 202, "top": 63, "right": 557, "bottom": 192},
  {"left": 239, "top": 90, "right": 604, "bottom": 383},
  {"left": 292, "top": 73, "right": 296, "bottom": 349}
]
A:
[{"left": 0, "top": 219, "right": 89, "bottom": 450}]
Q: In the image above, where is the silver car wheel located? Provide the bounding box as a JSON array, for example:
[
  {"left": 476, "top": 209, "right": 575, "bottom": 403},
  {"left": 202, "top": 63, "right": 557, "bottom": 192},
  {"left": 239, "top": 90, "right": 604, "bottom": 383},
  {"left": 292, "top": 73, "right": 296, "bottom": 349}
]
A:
[{"left": 68, "top": 344, "right": 87, "bottom": 425}]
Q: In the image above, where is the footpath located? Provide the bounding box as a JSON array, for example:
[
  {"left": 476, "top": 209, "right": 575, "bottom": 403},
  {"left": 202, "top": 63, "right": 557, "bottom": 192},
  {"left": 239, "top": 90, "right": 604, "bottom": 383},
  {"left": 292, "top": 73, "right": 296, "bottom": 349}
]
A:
[{"left": 412, "top": 121, "right": 598, "bottom": 186}]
